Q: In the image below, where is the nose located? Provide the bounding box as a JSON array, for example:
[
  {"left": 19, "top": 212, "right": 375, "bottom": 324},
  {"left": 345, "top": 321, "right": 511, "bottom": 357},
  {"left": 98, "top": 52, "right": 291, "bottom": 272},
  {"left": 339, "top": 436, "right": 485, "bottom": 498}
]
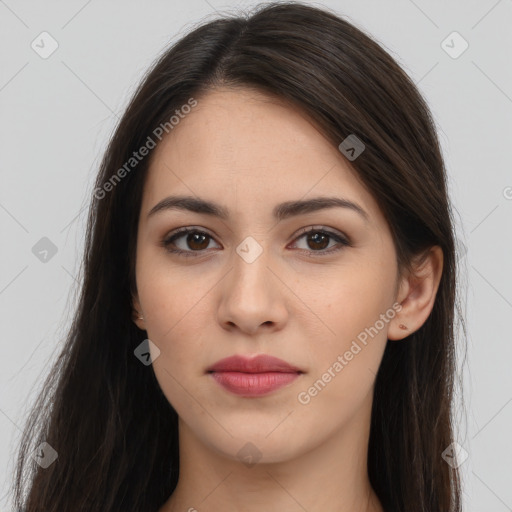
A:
[{"left": 216, "top": 243, "right": 289, "bottom": 336}]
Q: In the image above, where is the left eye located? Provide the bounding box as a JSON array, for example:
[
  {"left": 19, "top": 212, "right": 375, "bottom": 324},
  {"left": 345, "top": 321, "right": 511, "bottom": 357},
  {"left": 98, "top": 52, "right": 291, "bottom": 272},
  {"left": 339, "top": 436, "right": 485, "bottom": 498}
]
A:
[
  {"left": 162, "top": 227, "right": 350, "bottom": 257},
  {"left": 290, "top": 227, "right": 349, "bottom": 254}
]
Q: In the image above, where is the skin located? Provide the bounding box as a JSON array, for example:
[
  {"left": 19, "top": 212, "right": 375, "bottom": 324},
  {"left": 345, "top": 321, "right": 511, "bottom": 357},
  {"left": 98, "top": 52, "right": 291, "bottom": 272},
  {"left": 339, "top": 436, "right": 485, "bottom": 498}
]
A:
[{"left": 131, "top": 87, "right": 443, "bottom": 512}]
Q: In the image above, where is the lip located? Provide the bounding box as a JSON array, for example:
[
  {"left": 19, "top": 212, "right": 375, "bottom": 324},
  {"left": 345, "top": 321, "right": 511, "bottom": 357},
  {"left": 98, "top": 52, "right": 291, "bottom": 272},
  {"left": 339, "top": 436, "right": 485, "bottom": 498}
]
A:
[
  {"left": 207, "top": 354, "right": 303, "bottom": 397},
  {"left": 207, "top": 354, "right": 302, "bottom": 373}
]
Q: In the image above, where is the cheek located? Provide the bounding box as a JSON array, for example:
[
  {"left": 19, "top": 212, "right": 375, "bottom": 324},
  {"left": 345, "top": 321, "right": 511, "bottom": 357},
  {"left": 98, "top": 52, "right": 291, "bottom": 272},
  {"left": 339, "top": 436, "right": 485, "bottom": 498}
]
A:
[
  {"left": 297, "top": 256, "right": 396, "bottom": 401},
  {"left": 139, "top": 276, "right": 213, "bottom": 414},
  {"left": 137, "top": 248, "right": 213, "bottom": 334},
  {"left": 295, "top": 287, "right": 390, "bottom": 430},
  {"left": 135, "top": 252, "right": 217, "bottom": 380},
  {"left": 304, "top": 259, "right": 395, "bottom": 346}
]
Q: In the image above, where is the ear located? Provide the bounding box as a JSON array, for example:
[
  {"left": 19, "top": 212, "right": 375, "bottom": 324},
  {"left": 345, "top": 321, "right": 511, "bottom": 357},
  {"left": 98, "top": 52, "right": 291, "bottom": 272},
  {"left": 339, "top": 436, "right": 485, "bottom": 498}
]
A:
[
  {"left": 388, "top": 245, "right": 443, "bottom": 340},
  {"left": 131, "top": 292, "right": 146, "bottom": 331}
]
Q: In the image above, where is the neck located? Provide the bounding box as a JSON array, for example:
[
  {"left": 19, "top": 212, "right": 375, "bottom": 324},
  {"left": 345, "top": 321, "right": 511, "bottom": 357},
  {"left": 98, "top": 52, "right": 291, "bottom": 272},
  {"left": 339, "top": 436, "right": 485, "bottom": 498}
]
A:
[{"left": 160, "top": 394, "right": 383, "bottom": 512}]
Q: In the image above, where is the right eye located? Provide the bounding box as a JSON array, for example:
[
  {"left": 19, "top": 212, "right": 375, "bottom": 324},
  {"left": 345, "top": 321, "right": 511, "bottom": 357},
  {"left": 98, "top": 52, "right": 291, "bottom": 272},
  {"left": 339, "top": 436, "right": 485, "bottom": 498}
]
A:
[{"left": 162, "top": 227, "right": 221, "bottom": 257}]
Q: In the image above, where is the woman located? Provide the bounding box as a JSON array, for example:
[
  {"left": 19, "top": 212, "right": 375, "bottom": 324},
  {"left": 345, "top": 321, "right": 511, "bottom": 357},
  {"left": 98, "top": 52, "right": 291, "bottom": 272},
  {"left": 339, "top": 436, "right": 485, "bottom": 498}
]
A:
[{"left": 11, "top": 2, "right": 465, "bottom": 511}]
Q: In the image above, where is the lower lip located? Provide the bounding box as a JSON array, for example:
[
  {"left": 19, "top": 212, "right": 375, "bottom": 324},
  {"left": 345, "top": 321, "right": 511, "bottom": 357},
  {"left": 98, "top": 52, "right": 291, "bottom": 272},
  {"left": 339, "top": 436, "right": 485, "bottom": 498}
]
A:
[{"left": 209, "top": 371, "right": 300, "bottom": 396}]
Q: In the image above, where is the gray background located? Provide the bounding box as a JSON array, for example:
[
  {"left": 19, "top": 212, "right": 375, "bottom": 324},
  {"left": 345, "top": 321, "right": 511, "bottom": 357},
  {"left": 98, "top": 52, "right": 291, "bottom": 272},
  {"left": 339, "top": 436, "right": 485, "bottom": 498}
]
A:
[{"left": 1, "top": 0, "right": 511, "bottom": 510}]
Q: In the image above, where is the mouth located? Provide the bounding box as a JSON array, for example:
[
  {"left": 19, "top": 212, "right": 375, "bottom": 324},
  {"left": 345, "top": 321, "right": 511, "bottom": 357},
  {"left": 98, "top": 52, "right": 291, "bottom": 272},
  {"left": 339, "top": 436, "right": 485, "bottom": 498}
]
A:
[{"left": 206, "top": 354, "right": 304, "bottom": 397}]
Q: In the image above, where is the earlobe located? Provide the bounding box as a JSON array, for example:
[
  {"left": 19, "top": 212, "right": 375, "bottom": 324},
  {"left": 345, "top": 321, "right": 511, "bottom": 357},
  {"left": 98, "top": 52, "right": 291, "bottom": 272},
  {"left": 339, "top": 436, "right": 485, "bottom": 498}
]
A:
[
  {"left": 131, "top": 294, "right": 145, "bottom": 330},
  {"left": 388, "top": 246, "right": 444, "bottom": 341}
]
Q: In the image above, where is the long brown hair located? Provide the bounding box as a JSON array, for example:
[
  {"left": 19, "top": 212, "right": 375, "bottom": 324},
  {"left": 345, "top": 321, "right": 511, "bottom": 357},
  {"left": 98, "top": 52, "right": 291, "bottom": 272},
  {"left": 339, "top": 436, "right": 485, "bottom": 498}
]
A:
[{"left": 11, "top": 3, "right": 465, "bottom": 511}]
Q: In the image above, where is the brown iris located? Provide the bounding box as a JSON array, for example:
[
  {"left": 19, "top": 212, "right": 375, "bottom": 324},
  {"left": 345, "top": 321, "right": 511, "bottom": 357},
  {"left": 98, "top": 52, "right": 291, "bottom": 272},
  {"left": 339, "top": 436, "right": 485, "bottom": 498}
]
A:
[{"left": 306, "top": 232, "right": 330, "bottom": 251}]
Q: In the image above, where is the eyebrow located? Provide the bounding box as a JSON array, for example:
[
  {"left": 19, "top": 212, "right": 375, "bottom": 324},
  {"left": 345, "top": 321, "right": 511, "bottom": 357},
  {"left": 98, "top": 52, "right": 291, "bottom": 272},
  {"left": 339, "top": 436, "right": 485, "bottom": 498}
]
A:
[{"left": 147, "top": 195, "right": 369, "bottom": 222}]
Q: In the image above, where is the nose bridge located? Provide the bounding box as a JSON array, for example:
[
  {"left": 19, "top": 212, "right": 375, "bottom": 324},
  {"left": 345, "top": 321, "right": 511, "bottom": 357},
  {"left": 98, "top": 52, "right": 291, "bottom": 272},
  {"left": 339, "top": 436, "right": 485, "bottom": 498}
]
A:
[
  {"left": 217, "top": 234, "right": 288, "bottom": 332},
  {"left": 230, "top": 235, "right": 273, "bottom": 299}
]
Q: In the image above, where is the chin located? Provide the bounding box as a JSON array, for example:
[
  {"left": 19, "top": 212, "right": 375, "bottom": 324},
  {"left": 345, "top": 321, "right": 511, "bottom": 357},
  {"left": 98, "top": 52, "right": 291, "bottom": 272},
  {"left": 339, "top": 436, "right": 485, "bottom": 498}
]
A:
[{"left": 198, "top": 425, "right": 311, "bottom": 465}]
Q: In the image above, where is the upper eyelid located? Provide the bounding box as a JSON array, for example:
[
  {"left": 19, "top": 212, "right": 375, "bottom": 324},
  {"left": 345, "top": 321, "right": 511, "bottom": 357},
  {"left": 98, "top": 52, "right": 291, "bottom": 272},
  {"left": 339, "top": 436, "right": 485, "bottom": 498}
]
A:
[
  {"left": 164, "top": 226, "right": 217, "bottom": 242},
  {"left": 294, "top": 225, "right": 349, "bottom": 240}
]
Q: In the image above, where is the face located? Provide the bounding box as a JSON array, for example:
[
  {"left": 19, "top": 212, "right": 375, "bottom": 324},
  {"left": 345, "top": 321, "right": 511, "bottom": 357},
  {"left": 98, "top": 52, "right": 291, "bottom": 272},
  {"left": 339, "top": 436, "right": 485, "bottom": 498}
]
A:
[{"left": 132, "top": 87, "right": 402, "bottom": 463}]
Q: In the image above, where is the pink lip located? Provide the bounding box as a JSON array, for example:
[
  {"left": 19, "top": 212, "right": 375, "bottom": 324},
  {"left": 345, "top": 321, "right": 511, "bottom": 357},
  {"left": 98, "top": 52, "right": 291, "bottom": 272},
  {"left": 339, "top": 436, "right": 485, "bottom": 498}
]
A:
[{"left": 207, "top": 355, "right": 303, "bottom": 397}]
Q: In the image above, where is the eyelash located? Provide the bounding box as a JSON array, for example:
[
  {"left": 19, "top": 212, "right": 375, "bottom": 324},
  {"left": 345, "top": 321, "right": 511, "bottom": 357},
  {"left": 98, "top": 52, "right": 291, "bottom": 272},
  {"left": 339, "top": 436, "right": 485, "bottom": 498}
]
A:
[{"left": 161, "top": 226, "right": 351, "bottom": 258}]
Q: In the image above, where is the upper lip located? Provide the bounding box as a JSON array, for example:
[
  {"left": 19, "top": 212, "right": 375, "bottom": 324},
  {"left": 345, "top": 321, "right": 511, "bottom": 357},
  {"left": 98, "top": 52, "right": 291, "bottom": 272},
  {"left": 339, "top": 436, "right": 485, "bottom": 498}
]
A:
[{"left": 207, "top": 354, "right": 303, "bottom": 374}]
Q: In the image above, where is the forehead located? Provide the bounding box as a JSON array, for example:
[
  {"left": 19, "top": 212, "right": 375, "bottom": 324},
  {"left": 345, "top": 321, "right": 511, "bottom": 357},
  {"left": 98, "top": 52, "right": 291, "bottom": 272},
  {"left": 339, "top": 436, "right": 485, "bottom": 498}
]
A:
[{"left": 141, "top": 87, "right": 383, "bottom": 226}]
